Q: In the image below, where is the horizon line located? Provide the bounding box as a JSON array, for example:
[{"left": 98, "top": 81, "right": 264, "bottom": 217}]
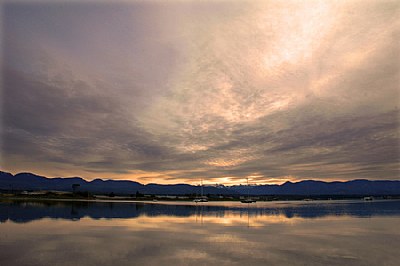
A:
[{"left": 1, "top": 170, "right": 398, "bottom": 187}]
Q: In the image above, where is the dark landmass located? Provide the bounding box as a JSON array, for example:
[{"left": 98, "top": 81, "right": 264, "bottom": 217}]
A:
[
  {"left": 1, "top": 171, "right": 400, "bottom": 198},
  {"left": 231, "top": 179, "right": 400, "bottom": 196}
]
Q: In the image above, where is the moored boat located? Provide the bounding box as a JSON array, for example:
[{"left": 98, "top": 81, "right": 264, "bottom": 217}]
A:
[
  {"left": 193, "top": 179, "right": 208, "bottom": 202},
  {"left": 241, "top": 178, "right": 256, "bottom": 203}
]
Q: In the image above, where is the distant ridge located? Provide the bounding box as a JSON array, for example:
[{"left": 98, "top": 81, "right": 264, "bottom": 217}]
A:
[
  {"left": 1, "top": 171, "right": 399, "bottom": 196},
  {"left": 230, "top": 179, "right": 400, "bottom": 195},
  {"left": 0, "top": 171, "right": 234, "bottom": 195}
]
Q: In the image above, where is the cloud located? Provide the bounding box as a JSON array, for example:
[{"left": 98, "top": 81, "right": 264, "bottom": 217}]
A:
[{"left": 1, "top": 0, "right": 399, "bottom": 183}]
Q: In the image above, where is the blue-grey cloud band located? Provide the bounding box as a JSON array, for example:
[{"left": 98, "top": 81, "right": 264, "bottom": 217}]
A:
[{"left": 1, "top": 0, "right": 399, "bottom": 184}]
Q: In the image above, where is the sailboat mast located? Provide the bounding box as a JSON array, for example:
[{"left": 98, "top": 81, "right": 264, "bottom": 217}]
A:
[
  {"left": 247, "top": 178, "right": 249, "bottom": 198},
  {"left": 241, "top": 178, "right": 256, "bottom": 203},
  {"left": 201, "top": 179, "right": 203, "bottom": 197}
]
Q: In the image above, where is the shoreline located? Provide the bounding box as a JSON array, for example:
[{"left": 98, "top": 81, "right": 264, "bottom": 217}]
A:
[{"left": 1, "top": 195, "right": 399, "bottom": 206}]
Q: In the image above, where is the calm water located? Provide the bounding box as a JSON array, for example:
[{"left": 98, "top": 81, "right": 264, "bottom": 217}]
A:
[{"left": 1, "top": 199, "right": 399, "bottom": 266}]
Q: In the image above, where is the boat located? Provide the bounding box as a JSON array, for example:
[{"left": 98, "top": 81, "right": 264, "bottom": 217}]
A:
[
  {"left": 193, "top": 198, "right": 208, "bottom": 203},
  {"left": 240, "top": 198, "right": 256, "bottom": 203},
  {"left": 193, "top": 179, "right": 208, "bottom": 203},
  {"left": 241, "top": 178, "right": 256, "bottom": 203}
]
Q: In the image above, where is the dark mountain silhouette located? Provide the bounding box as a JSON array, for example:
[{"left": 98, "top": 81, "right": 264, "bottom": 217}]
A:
[
  {"left": 230, "top": 179, "right": 400, "bottom": 195},
  {"left": 0, "top": 171, "right": 234, "bottom": 195},
  {"left": 1, "top": 171, "right": 399, "bottom": 195}
]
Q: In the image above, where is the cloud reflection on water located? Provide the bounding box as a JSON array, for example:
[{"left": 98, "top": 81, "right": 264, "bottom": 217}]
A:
[
  {"left": 1, "top": 199, "right": 400, "bottom": 224},
  {"left": 0, "top": 202, "right": 399, "bottom": 266}
]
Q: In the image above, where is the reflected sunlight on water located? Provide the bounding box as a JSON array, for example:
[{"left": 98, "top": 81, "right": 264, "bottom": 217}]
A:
[{"left": 0, "top": 200, "right": 399, "bottom": 266}]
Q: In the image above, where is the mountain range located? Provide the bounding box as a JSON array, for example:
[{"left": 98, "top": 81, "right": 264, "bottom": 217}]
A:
[{"left": 1, "top": 171, "right": 399, "bottom": 196}]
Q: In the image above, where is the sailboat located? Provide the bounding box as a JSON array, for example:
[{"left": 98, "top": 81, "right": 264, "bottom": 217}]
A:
[
  {"left": 241, "top": 178, "right": 256, "bottom": 203},
  {"left": 193, "top": 179, "right": 208, "bottom": 202}
]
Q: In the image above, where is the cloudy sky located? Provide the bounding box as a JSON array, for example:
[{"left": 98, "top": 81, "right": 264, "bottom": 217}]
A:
[{"left": 1, "top": 0, "right": 399, "bottom": 184}]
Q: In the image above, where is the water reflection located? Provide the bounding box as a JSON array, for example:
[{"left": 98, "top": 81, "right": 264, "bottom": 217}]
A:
[
  {"left": 0, "top": 200, "right": 399, "bottom": 265},
  {"left": 0, "top": 199, "right": 399, "bottom": 223}
]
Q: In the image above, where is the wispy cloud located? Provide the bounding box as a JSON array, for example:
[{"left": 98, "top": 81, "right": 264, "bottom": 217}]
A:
[{"left": 1, "top": 0, "right": 399, "bottom": 184}]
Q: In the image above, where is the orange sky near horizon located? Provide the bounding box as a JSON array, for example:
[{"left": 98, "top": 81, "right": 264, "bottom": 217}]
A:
[{"left": 1, "top": 0, "right": 399, "bottom": 184}]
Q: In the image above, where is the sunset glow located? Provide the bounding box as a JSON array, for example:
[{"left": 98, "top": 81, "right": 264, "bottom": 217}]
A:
[{"left": 1, "top": 0, "right": 399, "bottom": 185}]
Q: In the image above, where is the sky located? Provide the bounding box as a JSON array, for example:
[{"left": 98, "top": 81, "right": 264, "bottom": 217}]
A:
[{"left": 1, "top": 0, "right": 399, "bottom": 185}]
